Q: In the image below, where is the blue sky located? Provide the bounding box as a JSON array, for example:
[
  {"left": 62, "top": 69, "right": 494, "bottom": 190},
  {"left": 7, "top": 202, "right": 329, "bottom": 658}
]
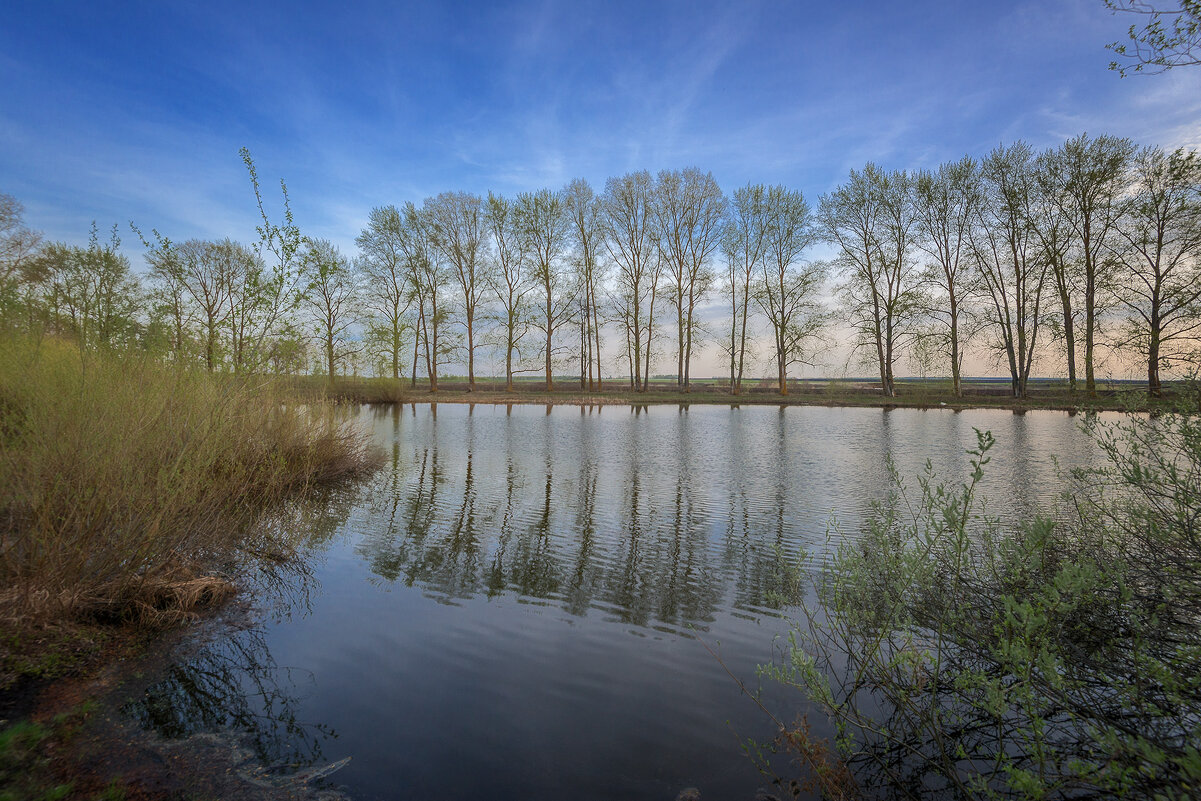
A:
[{"left": 3, "top": 0, "right": 1199, "bottom": 258}]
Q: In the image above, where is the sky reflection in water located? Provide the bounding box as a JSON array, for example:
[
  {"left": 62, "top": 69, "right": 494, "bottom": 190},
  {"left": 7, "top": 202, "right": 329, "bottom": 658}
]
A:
[{"left": 132, "top": 403, "right": 1110, "bottom": 801}]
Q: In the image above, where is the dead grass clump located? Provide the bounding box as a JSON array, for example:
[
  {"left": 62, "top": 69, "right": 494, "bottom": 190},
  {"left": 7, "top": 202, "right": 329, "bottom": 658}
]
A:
[
  {"left": 73, "top": 572, "right": 238, "bottom": 627},
  {"left": 0, "top": 336, "right": 380, "bottom": 626}
]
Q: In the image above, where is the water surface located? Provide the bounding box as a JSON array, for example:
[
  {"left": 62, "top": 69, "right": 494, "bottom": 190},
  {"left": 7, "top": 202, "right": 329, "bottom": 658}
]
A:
[{"left": 131, "top": 403, "right": 1113, "bottom": 800}]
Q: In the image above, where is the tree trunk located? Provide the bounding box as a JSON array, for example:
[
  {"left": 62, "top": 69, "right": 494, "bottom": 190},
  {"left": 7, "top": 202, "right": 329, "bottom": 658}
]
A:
[
  {"left": 1084, "top": 274, "right": 1097, "bottom": 397},
  {"left": 205, "top": 313, "right": 216, "bottom": 372},
  {"left": 580, "top": 314, "right": 587, "bottom": 390},
  {"left": 545, "top": 325, "right": 553, "bottom": 392},
  {"left": 411, "top": 306, "right": 423, "bottom": 389},
  {"left": 392, "top": 329, "right": 400, "bottom": 380},
  {"left": 644, "top": 287, "right": 656, "bottom": 393},
  {"left": 735, "top": 279, "right": 749, "bottom": 395},
  {"left": 677, "top": 305, "right": 685, "bottom": 389},
  {"left": 778, "top": 345, "right": 788, "bottom": 396},
  {"left": 505, "top": 314, "right": 515, "bottom": 392},
  {"left": 467, "top": 318, "right": 475, "bottom": 391},
  {"left": 326, "top": 333, "right": 335, "bottom": 382},
  {"left": 1148, "top": 303, "right": 1162, "bottom": 399},
  {"left": 592, "top": 299, "right": 603, "bottom": 391},
  {"left": 949, "top": 295, "right": 962, "bottom": 397},
  {"left": 1057, "top": 279, "right": 1077, "bottom": 392},
  {"left": 684, "top": 286, "right": 695, "bottom": 393}
]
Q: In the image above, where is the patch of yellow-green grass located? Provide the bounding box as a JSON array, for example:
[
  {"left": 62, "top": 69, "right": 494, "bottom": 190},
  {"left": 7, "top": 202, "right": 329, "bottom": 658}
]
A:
[{"left": 0, "top": 337, "right": 380, "bottom": 628}]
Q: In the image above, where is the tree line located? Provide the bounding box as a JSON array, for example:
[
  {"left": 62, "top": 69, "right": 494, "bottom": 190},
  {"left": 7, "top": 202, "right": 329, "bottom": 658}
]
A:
[{"left": 1, "top": 136, "right": 1199, "bottom": 399}]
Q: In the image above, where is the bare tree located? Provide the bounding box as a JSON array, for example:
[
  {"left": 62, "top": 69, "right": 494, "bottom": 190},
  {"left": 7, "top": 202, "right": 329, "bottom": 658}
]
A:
[
  {"left": 1047, "top": 133, "right": 1135, "bottom": 395},
  {"left": 0, "top": 193, "right": 43, "bottom": 319},
  {"left": 1032, "top": 151, "right": 1083, "bottom": 390},
  {"left": 971, "top": 143, "right": 1050, "bottom": 399},
  {"left": 133, "top": 229, "right": 260, "bottom": 370},
  {"left": 427, "top": 191, "right": 486, "bottom": 390},
  {"left": 913, "top": 157, "right": 982, "bottom": 396},
  {"left": 723, "top": 184, "right": 772, "bottom": 394},
  {"left": 301, "top": 238, "right": 360, "bottom": 382},
  {"left": 405, "top": 202, "right": 453, "bottom": 391},
  {"left": 516, "top": 188, "right": 572, "bottom": 391},
  {"left": 655, "top": 168, "right": 725, "bottom": 392},
  {"left": 820, "top": 165, "right": 919, "bottom": 397},
  {"left": 214, "top": 241, "right": 264, "bottom": 373},
  {"left": 356, "top": 205, "right": 411, "bottom": 380},
  {"left": 602, "top": 171, "right": 659, "bottom": 392},
  {"left": 756, "top": 186, "right": 825, "bottom": 395},
  {"left": 564, "top": 178, "right": 606, "bottom": 390},
  {"left": 131, "top": 225, "right": 191, "bottom": 362},
  {"left": 1110, "top": 146, "right": 1201, "bottom": 397},
  {"left": 172, "top": 240, "right": 236, "bottom": 371},
  {"left": 484, "top": 192, "right": 533, "bottom": 392}
]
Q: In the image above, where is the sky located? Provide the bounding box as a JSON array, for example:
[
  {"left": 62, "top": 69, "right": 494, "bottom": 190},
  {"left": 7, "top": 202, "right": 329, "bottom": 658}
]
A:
[{"left": 2, "top": 0, "right": 1199, "bottom": 376}]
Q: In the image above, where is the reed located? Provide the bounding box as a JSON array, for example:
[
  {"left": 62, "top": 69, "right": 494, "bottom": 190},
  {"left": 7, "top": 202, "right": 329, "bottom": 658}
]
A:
[{"left": 0, "top": 337, "right": 379, "bottom": 626}]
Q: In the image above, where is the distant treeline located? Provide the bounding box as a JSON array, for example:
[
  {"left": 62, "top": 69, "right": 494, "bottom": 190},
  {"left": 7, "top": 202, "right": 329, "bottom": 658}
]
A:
[{"left": 1, "top": 137, "right": 1199, "bottom": 399}]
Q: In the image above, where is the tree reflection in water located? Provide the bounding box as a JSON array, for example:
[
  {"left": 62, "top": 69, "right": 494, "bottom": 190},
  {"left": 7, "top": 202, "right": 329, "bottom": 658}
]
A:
[
  {"left": 123, "top": 488, "right": 362, "bottom": 769},
  {"left": 354, "top": 403, "right": 805, "bottom": 633}
]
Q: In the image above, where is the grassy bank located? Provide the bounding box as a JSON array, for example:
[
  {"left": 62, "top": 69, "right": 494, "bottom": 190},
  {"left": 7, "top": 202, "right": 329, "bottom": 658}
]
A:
[
  {"left": 0, "top": 338, "right": 382, "bottom": 798},
  {"left": 0, "top": 337, "right": 380, "bottom": 636},
  {"left": 285, "top": 374, "right": 1194, "bottom": 413}
]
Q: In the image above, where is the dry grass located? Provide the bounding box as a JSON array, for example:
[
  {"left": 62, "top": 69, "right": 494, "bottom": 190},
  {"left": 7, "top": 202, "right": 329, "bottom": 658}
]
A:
[{"left": 0, "top": 337, "right": 380, "bottom": 627}]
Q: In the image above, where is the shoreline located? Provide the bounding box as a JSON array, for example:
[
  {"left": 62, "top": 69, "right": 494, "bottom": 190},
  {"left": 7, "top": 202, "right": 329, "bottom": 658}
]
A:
[{"left": 314, "top": 384, "right": 1185, "bottom": 415}]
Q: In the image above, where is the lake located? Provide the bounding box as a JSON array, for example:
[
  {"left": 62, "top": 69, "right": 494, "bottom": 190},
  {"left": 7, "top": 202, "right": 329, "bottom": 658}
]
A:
[{"left": 126, "top": 403, "right": 1113, "bottom": 800}]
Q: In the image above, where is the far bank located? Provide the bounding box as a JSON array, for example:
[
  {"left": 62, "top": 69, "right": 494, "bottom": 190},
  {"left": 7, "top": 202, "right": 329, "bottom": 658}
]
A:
[{"left": 287, "top": 375, "right": 1197, "bottom": 415}]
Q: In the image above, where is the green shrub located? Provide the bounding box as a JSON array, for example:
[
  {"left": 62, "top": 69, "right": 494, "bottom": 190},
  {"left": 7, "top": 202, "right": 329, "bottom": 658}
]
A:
[{"left": 773, "top": 416, "right": 1201, "bottom": 799}]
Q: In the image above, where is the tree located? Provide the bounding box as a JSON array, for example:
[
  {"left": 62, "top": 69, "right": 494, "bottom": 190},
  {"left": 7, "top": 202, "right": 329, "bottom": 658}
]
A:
[
  {"left": 1045, "top": 134, "right": 1135, "bottom": 396},
  {"left": 913, "top": 158, "right": 982, "bottom": 396},
  {"left": 406, "top": 201, "right": 454, "bottom": 391},
  {"left": 971, "top": 143, "right": 1050, "bottom": 399},
  {"left": 755, "top": 186, "right": 825, "bottom": 395},
  {"left": 427, "top": 191, "right": 486, "bottom": 390},
  {"left": 516, "top": 188, "right": 572, "bottom": 391},
  {"left": 356, "top": 205, "right": 412, "bottom": 381},
  {"left": 174, "top": 239, "right": 235, "bottom": 371},
  {"left": 655, "top": 168, "right": 725, "bottom": 392},
  {"left": 1106, "top": 0, "right": 1201, "bottom": 75},
  {"left": 602, "top": 171, "right": 659, "bottom": 392},
  {"left": 484, "top": 192, "right": 533, "bottom": 392},
  {"left": 0, "top": 193, "right": 42, "bottom": 322},
  {"left": 225, "top": 241, "right": 291, "bottom": 375},
  {"left": 1032, "top": 150, "right": 1083, "bottom": 390},
  {"left": 724, "top": 184, "right": 772, "bottom": 395},
  {"left": 1109, "top": 146, "right": 1201, "bottom": 397},
  {"left": 820, "top": 165, "right": 919, "bottom": 398},
  {"left": 564, "top": 178, "right": 606, "bottom": 390},
  {"left": 134, "top": 227, "right": 192, "bottom": 362},
  {"left": 34, "top": 225, "right": 141, "bottom": 355},
  {"left": 238, "top": 148, "right": 305, "bottom": 373},
  {"left": 301, "top": 238, "right": 360, "bottom": 382}
]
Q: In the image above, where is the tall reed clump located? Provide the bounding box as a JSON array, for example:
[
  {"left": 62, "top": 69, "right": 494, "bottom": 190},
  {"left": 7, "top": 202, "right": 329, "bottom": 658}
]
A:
[{"left": 0, "top": 337, "right": 379, "bottom": 626}]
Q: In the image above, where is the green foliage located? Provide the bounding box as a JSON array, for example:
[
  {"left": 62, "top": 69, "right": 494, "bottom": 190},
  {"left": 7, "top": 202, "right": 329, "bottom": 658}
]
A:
[
  {"left": 1106, "top": 1, "right": 1201, "bottom": 76},
  {"left": 776, "top": 418, "right": 1201, "bottom": 798}
]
